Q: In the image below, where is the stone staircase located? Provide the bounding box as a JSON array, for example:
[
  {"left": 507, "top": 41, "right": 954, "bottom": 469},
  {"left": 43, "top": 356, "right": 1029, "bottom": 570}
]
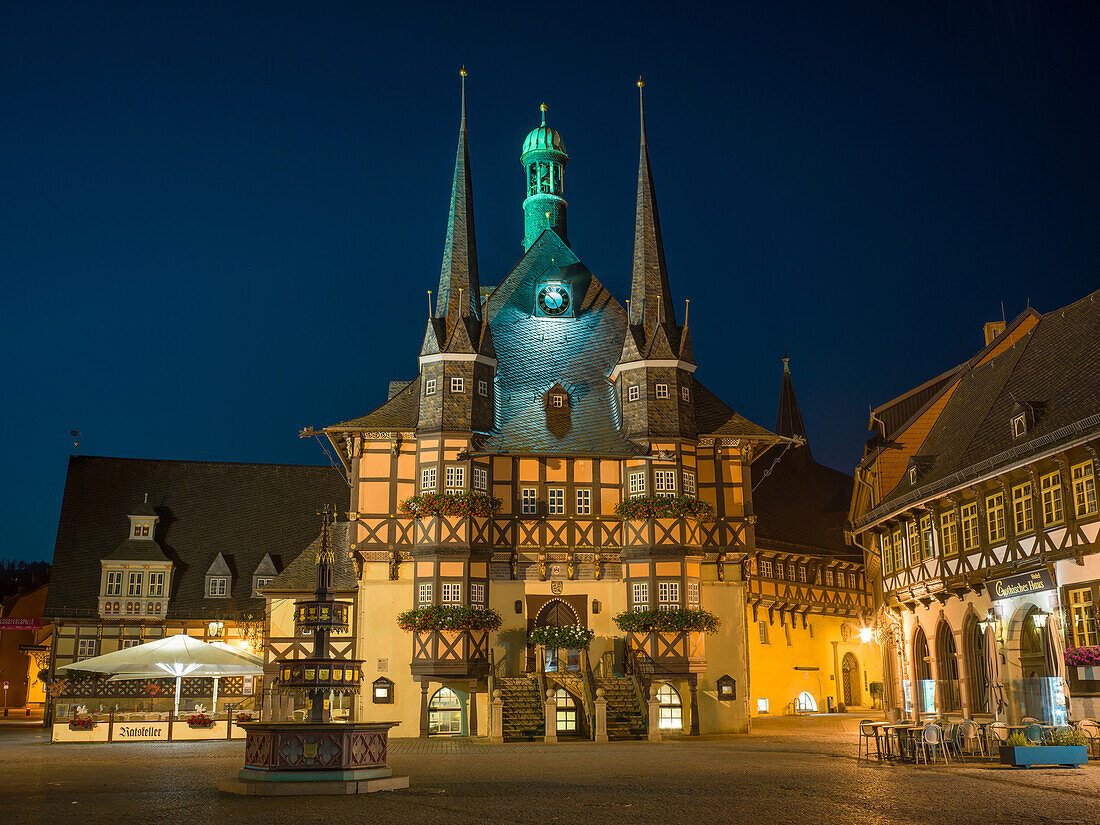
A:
[
  {"left": 597, "top": 676, "right": 647, "bottom": 740},
  {"left": 497, "top": 677, "right": 545, "bottom": 741}
]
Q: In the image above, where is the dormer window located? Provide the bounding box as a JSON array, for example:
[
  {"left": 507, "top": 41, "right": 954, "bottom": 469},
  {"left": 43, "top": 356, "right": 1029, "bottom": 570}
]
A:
[
  {"left": 909, "top": 467, "right": 917, "bottom": 484},
  {"left": 252, "top": 553, "right": 280, "bottom": 597},
  {"left": 1011, "top": 412, "right": 1027, "bottom": 439},
  {"left": 207, "top": 577, "right": 229, "bottom": 597},
  {"left": 551, "top": 395, "right": 563, "bottom": 407},
  {"left": 133, "top": 522, "right": 150, "bottom": 537}
]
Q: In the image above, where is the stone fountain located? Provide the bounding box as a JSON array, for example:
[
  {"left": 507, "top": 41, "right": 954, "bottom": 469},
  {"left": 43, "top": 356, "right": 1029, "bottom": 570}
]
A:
[{"left": 219, "top": 506, "right": 408, "bottom": 796}]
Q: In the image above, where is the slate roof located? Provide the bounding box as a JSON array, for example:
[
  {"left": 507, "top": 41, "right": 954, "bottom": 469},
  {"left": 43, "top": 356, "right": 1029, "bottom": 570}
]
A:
[
  {"left": 45, "top": 456, "right": 349, "bottom": 620},
  {"left": 262, "top": 522, "right": 357, "bottom": 594},
  {"left": 693, "top": 383, "right": 778, "bottom": 440},
  {"left": 103, "top": 538, "right": 170, "bottom": 563},
  {"left": 480, "top": 230, "right": 642, "bottom": 456},
  {"left": 331, "top": 376, "right": 421, "bottom": 431},
  {"left": 753, "top": 446, "right": 860, "bottom": 561},
  {"left": 870, "top": 289, "right": 1100, "bottom": 517}
]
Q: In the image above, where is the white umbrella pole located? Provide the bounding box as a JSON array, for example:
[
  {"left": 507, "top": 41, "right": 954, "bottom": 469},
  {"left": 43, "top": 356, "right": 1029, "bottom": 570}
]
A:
[
  {"left": 212, "top": 677, "right": 219, "bottom": 714},
  {"left": 175, "top": 676, "right": 182, "bottom": 717}
]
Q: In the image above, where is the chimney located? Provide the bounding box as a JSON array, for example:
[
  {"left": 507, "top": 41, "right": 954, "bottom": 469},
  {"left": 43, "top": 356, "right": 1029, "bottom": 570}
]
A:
[{"left": 983, "top": 321, "right": 1006, "bottom": 347}]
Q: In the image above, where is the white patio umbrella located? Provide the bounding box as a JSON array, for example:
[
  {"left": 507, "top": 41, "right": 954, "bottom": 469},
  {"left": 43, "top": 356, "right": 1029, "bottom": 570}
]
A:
[{"left": 60, "top": 634, "right": 263, "bottom": 716}]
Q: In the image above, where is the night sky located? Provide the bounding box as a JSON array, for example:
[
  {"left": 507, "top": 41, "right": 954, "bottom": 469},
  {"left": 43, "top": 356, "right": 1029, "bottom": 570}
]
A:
[{"left": 3, "top": 2, "right": 1098, "bottom": 564}]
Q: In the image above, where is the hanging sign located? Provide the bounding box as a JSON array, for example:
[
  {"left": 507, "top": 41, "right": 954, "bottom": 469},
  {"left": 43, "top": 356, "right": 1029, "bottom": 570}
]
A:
[{"left": 989, "top": 568, "right": 1056, "bottom": 600}]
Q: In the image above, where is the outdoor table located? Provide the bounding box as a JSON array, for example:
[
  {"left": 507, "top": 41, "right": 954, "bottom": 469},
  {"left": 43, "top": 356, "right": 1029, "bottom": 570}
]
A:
[
  {"left": 884, "top": 724, "right": 916, "bottom": 761},
  {"left": 866, "top": 722, "right": 893, "bottom": 759}
]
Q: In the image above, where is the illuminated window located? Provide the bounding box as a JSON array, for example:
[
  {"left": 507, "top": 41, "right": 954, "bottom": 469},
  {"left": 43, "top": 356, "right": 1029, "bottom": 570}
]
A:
[
  {"left": 1072, "top": 461, "right": 1097, "bottom": 517},
  {"left": 105, "top": 570, "right": 122, "bottom": 596},
  {"left": 654, "top": 470, "right": 676, "bottom": 497},
  {"left": 1069, "top": 587, "right": 1097, "bottom": 647},
  {"left": 687, "top": 581, "right": 700, "bottom": 605},
  {"left": 825, "top": 569, "right": 834, "bottom": 586},
  {"left": 920, "top": 514, "right": 934, "bottom": 559},
  {"left": 658, "top": 581, "right": 680, "bottom": 610},
  {"left": 632, "top": 581, "right": 649, "bottom": 610},
  {"left": 893, "top": 528, "right": 904, "bottom": 570},
  {"left": 761, "top": 559, "right": 773, "bottom": 578},
  {"left": 757, "top": 698, "right": 769, "bottom": 713},
  {"left": 127, "top": 572, "right": 144, "bottom": 597},
  {"left": 551, "top": 395, "right": 563, "bottom": 407},
  {"left": 881, "top": 533, "right": 893, "bottom": 574},
  {"left": 657, "top": 683, "right": 683, "bottom": 730},
  {"left": 787, "top": 563, "right": 796, "bottom": 580},
  {"left": 1041, "top": 471, "right": 1064, "bottom": 526},
  {"left": 1069, "top": 462, "right": 1095, "bottom": 519},
  {"left": 428, "top": 688, "right": 463, "bottom": 736},
  {"left": 470, "top": 583, "right": 485, "bottom": 604},
  {"left": 758, "top": 622, "right": 769, "bottom": 644},
  {"left": 628, "top": 471, "right": 645, "bottom": 497},
  {"left": 547, "top": 488, "right": 565, "bottom": 514},
  {"left": 76, "top": 639, "right": 97, "bottom": 660},
  {"left": 555, "top": 688, "right": 578, "bottom": 733},
  {"left": 628, "top": 385, "right": 639, "bottom": 402},
  {"left": 421, "top": 466, "right": 437, "bottom": 492},
  {"left": 986, "top": 493, "right": 1006, "bottom": 543},
  {"left": 575, "top": 489, "right": 591, "bottom": 515},
  {"left": 940, "top": 510, "right": 958, "bottom": 557},
  {"left": 798, "top": 566, "right": 807, "bottom": 583},
  {"left": 683, "top": 471, "right": 696, "bottom": 497},
  {"left": 473, "top": 466, "right": 488, "bottom": 491},
  {"left": 521, "top": 488, "right": 538, "bottom": 514},
  {"left": 207, "top": 576, "right": 228, "bottom": 597},
  {"left": 418, "top": 582, "right": 433, "bottom": 605},
  {"left": 425, "top": 378, "right": 436, "bottom": 396},
  {"left": 1011, "top": 413, "right": 1027, "bottom": 438},
  {"left": 450, "top": 377, "right": 464, "bottom": 393},
  {"left": 1013, "top": 482, "right": 1034, "bottom": 533},
  {"left": 441, "top": 582, "right": 462, "bottom": 603},
  {"left": 445, "top": 465, "right": 465, "bottom": 490},
  {"left": 148, "top": 572, "right": 165, "bottom": 597},
  {"left": 655, "top": 384, "right": 669, "bottom": 399},
  {"left": 960, "top": 503, "right": 979, "bottom": 552}
]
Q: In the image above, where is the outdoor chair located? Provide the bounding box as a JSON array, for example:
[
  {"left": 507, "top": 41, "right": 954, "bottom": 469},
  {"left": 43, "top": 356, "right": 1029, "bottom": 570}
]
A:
[
  {"left": 1024, "top": 723, "right": 1044, "bottom": 744},
  {"left": 942, "top": 722, "right": 962, "bottom": 759},
  {"left": 987, "top": 721, "right": 1009, "bottom": 760},
  {"left": 857, "top": 719, "right": 880, "bottom": 761},
  {"left": 1020, "top": 716, "right": 1038, "bottom": 724},
  {"left": 917, "top": 723, "right": 951, "bottom": 765},
  {"left": 1076, "top": 719, "right": 1100, "bottom": 757},
  {"left": 956, "top": 719, "right": 986, "bottom": 757}
]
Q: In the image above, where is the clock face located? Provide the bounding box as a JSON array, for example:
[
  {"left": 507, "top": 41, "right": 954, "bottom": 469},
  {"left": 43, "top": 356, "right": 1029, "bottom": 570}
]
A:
[{"left": 537, "top": 283, "right": 570, "bottom": 317}]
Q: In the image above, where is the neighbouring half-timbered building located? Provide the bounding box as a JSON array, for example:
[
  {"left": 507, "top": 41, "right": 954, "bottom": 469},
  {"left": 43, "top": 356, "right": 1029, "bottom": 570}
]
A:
[{"left": 851, "top": 291, "right": 1100, "bottom": 724}]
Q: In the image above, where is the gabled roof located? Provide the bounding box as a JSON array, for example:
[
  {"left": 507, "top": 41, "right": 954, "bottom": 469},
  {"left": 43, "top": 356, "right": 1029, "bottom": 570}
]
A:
[
  {"left": 45, "top": 456, "right": 349, "bottom": 620},
  {"left": 868, "top": 289, "right": 1100, "bottom": 518},
  {"left": 330, "top": 376, "right": 421, "bottom": 432},
  {"left": 262, "top": 522, "right": 357, "bottom": 594},
  {"left": 693, "top": 382, "right": 778, "bottom": 440},
  {"left": 479, "top": 230, "right": 642, "bottom": 456},
  {"left": 103, "top": 538, "right": 170, "bottom": 563}
]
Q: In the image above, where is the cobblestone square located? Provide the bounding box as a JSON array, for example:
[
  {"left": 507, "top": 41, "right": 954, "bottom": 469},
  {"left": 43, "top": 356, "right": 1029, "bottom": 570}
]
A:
[{"left": 2, "top": 715, "right": 1097, "bottom": 825}]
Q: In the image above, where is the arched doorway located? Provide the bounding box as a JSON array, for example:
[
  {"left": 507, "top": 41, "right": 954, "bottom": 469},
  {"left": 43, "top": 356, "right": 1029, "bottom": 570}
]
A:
[
  {"left": 656, "top": 683, "right": 683, "bottom": 730},
  {"left": 796, "top": 691, "right": 817, "bottom": 713},
  {"left": 841, "top": 653, "right": 861, "bottom": 708},
  {"left": 1020, "top": 606, "right": 1053, "bottom": 721},
  {"left": 428, "top": 687, "right": 464, "bottom": 736},
  {"left": 966, "top": 617, "right": 991, "bottom": 714},
  {"left": 913, "top": 626, "right": 933, "bottom": 715},
  {"left": 554, "top": 688, "right": 579, "bottom": 734},
  {"left": 533, "top": 599, "right": 582, "bottom": 673},
  {"left": 936, "top": 621, "right": 961, "bottom": 713}
]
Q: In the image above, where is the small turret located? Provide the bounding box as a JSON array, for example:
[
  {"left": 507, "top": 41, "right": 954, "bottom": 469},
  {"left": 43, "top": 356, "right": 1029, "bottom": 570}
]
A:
[{"left": 521, "top": 104, "right": 569, "bottom": 251}]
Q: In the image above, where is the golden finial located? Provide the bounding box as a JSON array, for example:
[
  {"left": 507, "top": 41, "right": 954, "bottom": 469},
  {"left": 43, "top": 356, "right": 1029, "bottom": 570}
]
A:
[
  {"left": 637, "top": 76, "right": 645, "bottom": 89},
  {"left": 540, "top": 102, "right": 548, "bottom": 112},
  {"left": 460, "top": 65, "right": 467, "bottom": 77}
]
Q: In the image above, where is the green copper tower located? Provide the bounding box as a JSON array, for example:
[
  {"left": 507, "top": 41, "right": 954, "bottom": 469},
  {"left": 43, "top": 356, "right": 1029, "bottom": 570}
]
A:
[{"left": 521, "top": 103, "right": 568, "bottom": 251}]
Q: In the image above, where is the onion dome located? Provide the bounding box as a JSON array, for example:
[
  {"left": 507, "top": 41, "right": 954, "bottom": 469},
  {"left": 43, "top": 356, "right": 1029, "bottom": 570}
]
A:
[{"left": 521, "top": 104, "right": 567, "bottom": 162}]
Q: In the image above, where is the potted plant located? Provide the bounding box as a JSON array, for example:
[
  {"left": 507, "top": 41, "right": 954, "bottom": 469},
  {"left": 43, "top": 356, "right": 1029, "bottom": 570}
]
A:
[
  {"left": 999, "top": 728, "right": 1089, "bottom": 768},
  {"left": 527, "top": 625, "right": 596, "bottom": 650},
  {"left": 185, "top": 704, "right": 215, "bottom": 728},
  {"left": 68, "top": 705, "right": 94, "bottom": 731},
  {"left": 235, "top": 712, "right": 254, "bottom": 724},
  {"left": 1065, "top": 646, "right": 1100, "bottom": 681}
]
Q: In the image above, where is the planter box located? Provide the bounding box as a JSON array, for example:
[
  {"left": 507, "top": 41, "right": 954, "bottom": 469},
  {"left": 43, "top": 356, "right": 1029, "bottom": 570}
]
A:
[
  {"left": 51, "top": 722, "right": 109, "bottom": 743},
  {"left": 999, "top": 745, "right": 1088, "bottom": 768}
]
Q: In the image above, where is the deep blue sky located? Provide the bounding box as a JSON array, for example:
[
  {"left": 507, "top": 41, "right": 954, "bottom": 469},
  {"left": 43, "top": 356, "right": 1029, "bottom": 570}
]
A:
[{"left": 3, "top": 2, "right": 1098, "bottom": 563}]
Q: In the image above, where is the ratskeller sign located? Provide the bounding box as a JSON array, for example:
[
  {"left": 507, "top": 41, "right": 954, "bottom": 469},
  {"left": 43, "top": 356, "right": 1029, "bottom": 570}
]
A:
[{"left": 990, "top": 568, "right": 1056, "bottom": 600}]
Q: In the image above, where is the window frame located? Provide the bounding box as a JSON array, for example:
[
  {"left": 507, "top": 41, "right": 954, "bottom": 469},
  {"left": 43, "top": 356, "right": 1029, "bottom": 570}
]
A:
[
  {"left": 940, "top": 510, "right": 959, "bottom": 557},
  {"left": 105, "top": 570, "right": 123, "bottom": 597},
  {"left": 76, "top": 639, "right": 97, "bottom": 660},
  {"left": 418, "top": 582, "right": 433, "bottom": 605},
  {"left": 632, "top": 581, "right": 649, "bottom": 611},
  {"left": 470, "top": 582, "right": 485, "bottom": 605},
  {"left": 148, "top": 571, "right": 165, "bottom": 598},
  {"left": 655, "top": 383, "right": 669, "bottom": 399},
  {"left": 881, "top": 532, "right": 893, "bottom": 574},
  {"left": 1011, "top": 413, "right": 1027, "bottom": 438},
  {"left": 683, "top": 471, "right": 696, "bottom": 497},
  {"left": 207, "top": 576, "right": 228, "bottom": 597},
  {"left": 1013, "top": 482, "right": 1034, "bottom": 534},
  {"left": 421, "top": 466, "right": 438, "bottom": 492},
  {"left": 628, "top": 471, "right": 646, "bottom": 498},
  {"left": 473, "top": 466, "right": 488, "bottom": 492},
  {"left": 440, "top": 582, "right": 462, "bottom": 604},
  {"left": 425, "top": 377, "right": 437, "bottom": 396},
  {"left": 1041, "top": 471, "right": 1064, "bottom": 526},
  {"left": 627, "top": 385, "right": 640, "bottom": 403},
  {"left": 450, "top": 376, "right": 464, "bottom": 393},
  {"left": 986, "top": 492, "right": 1006, "bottom": 543},
  {"left": 657, "top": 580, "right": 680, "bottom": 610},
  {"left": 478, "top": 379, "right": 488, "bottom": 397},
  {"left": 575, "top": 488, "right": 591, "bottom": 515},
  {"left": 444, "top": 465, "right": 466, "bottom": 491},
  {"left": 127, "top": 571, "right": 144, "bottom": 597},
  {"left": 654, "top": 469, "right": 676, "bottom": 497},
  {"left": 547, "top": 488, "right": 565, "bottom": 515},
  {"left": 960, "top": 502, "right": 979, "bottom": 552},
  {"left": 1071, "top": 461, "right": 1097, "bottom": 517},
  {"left": 521, "top": 487, "right": 538, "bottom": 515}
]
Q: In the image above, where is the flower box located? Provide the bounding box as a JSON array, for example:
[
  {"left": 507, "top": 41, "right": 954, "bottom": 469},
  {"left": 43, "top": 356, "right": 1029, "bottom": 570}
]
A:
[
  {"left": 68, "top": 718, "right": 95, "bottom": 731},
  {"left": 185, "top": 716, "right": 215, "bottom": 729},
  {"left": 999, "top": 745, "right": 1088, "bottom": 768}
]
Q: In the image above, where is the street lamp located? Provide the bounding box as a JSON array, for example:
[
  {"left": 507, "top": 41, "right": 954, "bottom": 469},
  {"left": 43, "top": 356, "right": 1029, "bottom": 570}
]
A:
[
  {"left": 858, "top": 627, "right": 874, "bottom": 644},
  {"left": 1032, "top": 610, "right": 1049, "bottom": 629}
]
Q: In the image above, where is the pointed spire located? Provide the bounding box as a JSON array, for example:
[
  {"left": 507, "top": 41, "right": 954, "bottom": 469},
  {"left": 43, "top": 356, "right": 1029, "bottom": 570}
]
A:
[
  {"left": 776, "top": 355, "right": 810, "bottom": 453},
  {"left": 434, "top": 67, "right": 481, "bottom": 323},
  {"left": 629, "top": 78, "right": 675, "bottom": 329}
]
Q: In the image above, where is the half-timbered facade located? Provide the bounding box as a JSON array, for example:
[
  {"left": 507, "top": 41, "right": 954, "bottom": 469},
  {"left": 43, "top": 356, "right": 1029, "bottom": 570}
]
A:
[
  {"left": 43, "top": 456, "right": 347, "bottom": 721},
  {"left": 311, "top": 79, "right": 795, "bottom": 737},
  {"left": 851, "top": 291, "right": 1100, "bottom": 723},
  {"left": 745, "top": 359, "right": 879, "bottom": 716}
]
